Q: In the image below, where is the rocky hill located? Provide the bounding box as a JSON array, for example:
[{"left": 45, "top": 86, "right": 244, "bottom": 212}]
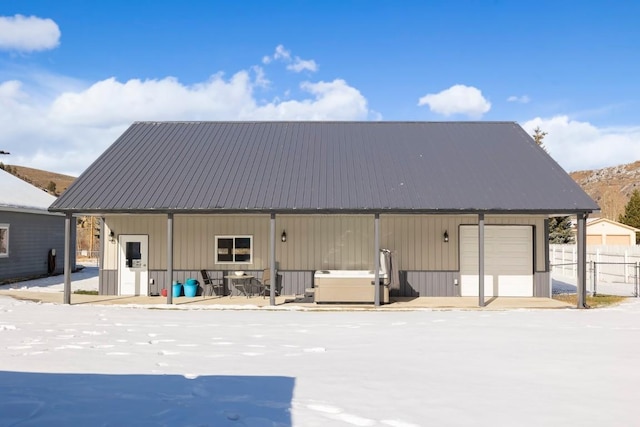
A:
[{"left": 570, "top": 160, "right": 640, "bottom": 220}]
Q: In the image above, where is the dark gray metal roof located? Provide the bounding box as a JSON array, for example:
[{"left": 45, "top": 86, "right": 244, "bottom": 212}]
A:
[{"left": 49, "top": 121, "right": 599, "bottom": 214}]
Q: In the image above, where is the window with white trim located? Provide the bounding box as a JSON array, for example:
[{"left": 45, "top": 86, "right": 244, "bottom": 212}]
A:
[
  {"left": 215, "top": 235, "right": 252, "bottom": 264},
  {"left": 0, "top": 224, "right": 8, "bottom": 257}
]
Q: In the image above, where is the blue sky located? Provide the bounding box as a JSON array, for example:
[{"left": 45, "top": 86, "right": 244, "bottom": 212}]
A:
[{"left": 1, "top": 0, "right": 639, "bottom": 175}]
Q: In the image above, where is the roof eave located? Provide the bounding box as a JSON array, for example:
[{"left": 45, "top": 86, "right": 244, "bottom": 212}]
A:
[{"left": 47, "top": 207, "right": 599, "bottom": 216}]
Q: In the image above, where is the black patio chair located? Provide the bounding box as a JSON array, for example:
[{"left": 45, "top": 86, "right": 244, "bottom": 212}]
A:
[{"left": 200, "top": 270, "right": 224, "bottom": 298}]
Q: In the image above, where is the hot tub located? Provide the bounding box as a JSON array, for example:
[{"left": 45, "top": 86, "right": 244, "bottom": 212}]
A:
[{"left": 313, "top": 270, "right": 389, "bottom": 304}]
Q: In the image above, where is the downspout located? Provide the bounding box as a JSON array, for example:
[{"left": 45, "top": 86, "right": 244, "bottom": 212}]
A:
[
  {"left": 167, "top": 213, "right": 174, "bottom": 305},
  {"left": 270, "top": 213, "right": 276, "bottom": 306},
  {"left": 64, "top": 212, "right": 72, "bottom": 304},
  {"left": 478, "top": 213, "right": 485, "bottom": 307},
  {"left": 577, "top": 213, "right": 589, "bottom": 308},
  {"left": 374, "top": 213, "right": 380, "bottom": 307}
]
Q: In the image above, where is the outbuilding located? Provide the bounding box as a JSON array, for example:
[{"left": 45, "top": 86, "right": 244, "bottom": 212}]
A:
[
  {"left": 586, "top": 217, "right": 639, "bottom": 246},
  {"left": 0, "top": 169, "right": 75, "bottom": 282},
  {"left": 49, "top": 121, "right": 598, "bottom": 307}
]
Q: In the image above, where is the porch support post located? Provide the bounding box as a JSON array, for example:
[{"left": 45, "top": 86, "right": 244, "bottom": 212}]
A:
[
  {"left": 544, "top": 218, "right": 551, "bottom": 270},
  {"left": 374, "top": 213, "right": 380, "bottom": 307},
  {"left": 63, "top": 212, "right": 72, "bottom": 304},
  {"left": 167, "top": 213, "right": 174, "bottom": 305},
  {"left": 577, "top": 212, "right": 588, "bottom": 308},
  {"left": 478, "top": 213, "right": 485, "bottom": 307},
  {"left": 544, "top": 218, "right": 551, "bottom": 297},
  {"left": 270, "top": 213, "right": 276, "bottom": 306}
]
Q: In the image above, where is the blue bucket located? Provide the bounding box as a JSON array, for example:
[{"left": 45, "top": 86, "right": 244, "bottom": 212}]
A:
[
  {"left": 184, "top": 278, "right": 198, "bottom": 297},
  {"left": 172, "top": 281, "right": 182, "bottom": 297}
]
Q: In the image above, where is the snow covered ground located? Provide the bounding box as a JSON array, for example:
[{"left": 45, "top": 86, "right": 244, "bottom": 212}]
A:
[
  {"left": 2, "top": 273, "right": 640, "bottom": 427},
  {"left": 1, "top": 264, "right": 100, "bottom": 293},
  {"left": 552, "top": 276, "right": 638, "bottom": 296}
]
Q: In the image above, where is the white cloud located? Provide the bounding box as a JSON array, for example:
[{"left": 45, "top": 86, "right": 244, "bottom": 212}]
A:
[
  {"left": 1, "top": 69, "right": 370, "bottom": 175},
  {"left": 273, "top": 44, "right": 291, "bottom": 61},
  {"left": 251, "top": 66, "right": 269, "bottom": 88},
  {"left": 522, "top": 115, "right": 640, "bottom": 172},
  {"left": 417, "top": 84, "right": 491, "bottom": 118},
  {"left": 265, "top": 44, "right": 318, "bottom": 73},
  {"left": 0, "top": 15, "right": 60, "bottom": 52},
  {"left": 287, "top": 58, "right": 318, "bottom": 73},
  {"left": 254, "top": 79, "right": 367, "bottom": 120},
  {"left": 507, "top": 95, "right": 530, "bottom": 104}
]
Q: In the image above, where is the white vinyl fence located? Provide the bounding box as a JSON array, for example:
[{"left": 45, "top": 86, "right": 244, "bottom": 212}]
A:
[{"left": 550, "top": 244, "right": 640, "bottom": 296}]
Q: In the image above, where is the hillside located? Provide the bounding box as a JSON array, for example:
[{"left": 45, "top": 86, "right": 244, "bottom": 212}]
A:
[
  {"left": 1, "top": 164, "right": 76, "bottom": 196},
  {"left": 570, "top": 160, "right": 640, "bottom": 220}
]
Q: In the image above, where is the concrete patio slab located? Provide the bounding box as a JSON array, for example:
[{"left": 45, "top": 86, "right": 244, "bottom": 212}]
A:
[{"left": 0, "top": 289, "right": 574, "bottom": 310}]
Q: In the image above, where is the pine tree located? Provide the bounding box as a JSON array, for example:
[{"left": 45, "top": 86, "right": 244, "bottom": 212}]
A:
[
  {"left": 532, "top": 126, "right": 548, "bottom": 152},
  {"left": 549, "top": 216, "right": 575, "bottom": 243},
  {"left": 619, "top": 189, "right": 640, "bottom": 243},
  {"left": 531, "top": 128, "right": 571, "bottom": 243}
]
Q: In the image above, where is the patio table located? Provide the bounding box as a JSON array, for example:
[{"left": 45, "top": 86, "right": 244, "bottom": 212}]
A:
[{"left": 224, "top": 275, "right": 255, "bottom": 297}]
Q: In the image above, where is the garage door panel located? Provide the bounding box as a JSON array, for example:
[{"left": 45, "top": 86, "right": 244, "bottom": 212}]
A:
[
  {"left": 460, "top": 274, "right": 494, "bottom": 297},
  {"left": 606, "top": 235, "right": 631, "bottom": 245},
  {"left": 498, "top": 275, "right": 534, "bottom": 297},
  {"left": 460, "top": 226, "right": 533, "bottom": 297}
]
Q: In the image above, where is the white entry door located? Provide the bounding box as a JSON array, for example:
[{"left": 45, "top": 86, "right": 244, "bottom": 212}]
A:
[
  {"left": 460, "top": 226, "right": 533, "bottom": 297},
  {"left": 118, "top": 235, "right": 149, "bottom": 296}
]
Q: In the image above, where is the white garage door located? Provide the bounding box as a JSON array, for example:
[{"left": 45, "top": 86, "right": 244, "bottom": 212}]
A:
[{"left": 460, "top": 225, "right": 533, "bottom": 297}]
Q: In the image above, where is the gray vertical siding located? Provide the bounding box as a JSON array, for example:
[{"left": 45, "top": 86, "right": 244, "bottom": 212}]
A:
[
  {"left": 100, "top": 268, "right": 315, "bottom": 297},
  {"left": 397, "top": 271, "right": 460, "bottom": 297},
  {"left": 280, "top": 271, "right": 314, "bottom": 296},
  {"left": 534, "top": 271, "right": 551, "bottom": 297},
  {"left": 0, "top": 211, "right": 75, "bottom": 282},
  {"left": 101, "top": 259, "right": 551, "bottom": 298},
  {"left": 100, "top": 270, "right": 551, "bottom": 298},
  {"left": 99, "top": 269, "right": 118, "bottom": 295}
]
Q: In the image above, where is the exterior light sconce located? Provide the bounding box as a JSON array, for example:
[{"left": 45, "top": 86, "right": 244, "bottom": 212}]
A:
[
  {"left": 443, "top": 230, "right": 449, "bottom": 243},
  {"left": 109, "top": 231, "right": 115, "bottom": 243},
  {"left": 281, "top": 231, "right": 287, "bottom": 242}
]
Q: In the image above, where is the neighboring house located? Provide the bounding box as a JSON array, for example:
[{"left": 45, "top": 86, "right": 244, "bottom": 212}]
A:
[
  {"left": 0, "top": 169, "right": 75, "bottom": 282},
  {"left": 586, "top": 217, "right": 639, "bottom": 246},
  {"left": 49, "top": 121, "right": 598, "bottom": 306}
]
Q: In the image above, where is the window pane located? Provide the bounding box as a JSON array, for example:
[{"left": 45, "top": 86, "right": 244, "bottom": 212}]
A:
[
  {"left": 126, "top": 242, "right": 141, "bottom": 268},
  {"left": 235, "top": 237, "right": 251, "bottom": 249},
  {"left": 0, "top": 228, "right": 7, "bottom": 255},
  {"left": 235, "top": 237, "right": 251, "bottom": 262},
  {"left": 217, "top": 238, "right": 233, "bottom": 262}
]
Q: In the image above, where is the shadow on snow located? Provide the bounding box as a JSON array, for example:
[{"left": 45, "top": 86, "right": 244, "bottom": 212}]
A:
[{"left": 0, "top": 371, "right": 294, "bottom": 426}]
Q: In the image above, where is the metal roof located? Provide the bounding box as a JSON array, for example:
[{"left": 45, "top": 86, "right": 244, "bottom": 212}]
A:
[
  {"left": 1, "top": 169, "right": 59, "bottom": 215},
  {"left": 49, "top": 121, "right": 599, "bottom": 214}
]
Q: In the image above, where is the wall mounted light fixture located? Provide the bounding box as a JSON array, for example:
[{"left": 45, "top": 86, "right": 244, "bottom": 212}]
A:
[
  {"left": 109, "top": 231, "right": 115, "bottom": 243},
  {"left": 281, "top": 231, "right": 287, "bottom": 242},
  {"left": 443, "top": 230, "right": 449, "bottom": 243}
]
